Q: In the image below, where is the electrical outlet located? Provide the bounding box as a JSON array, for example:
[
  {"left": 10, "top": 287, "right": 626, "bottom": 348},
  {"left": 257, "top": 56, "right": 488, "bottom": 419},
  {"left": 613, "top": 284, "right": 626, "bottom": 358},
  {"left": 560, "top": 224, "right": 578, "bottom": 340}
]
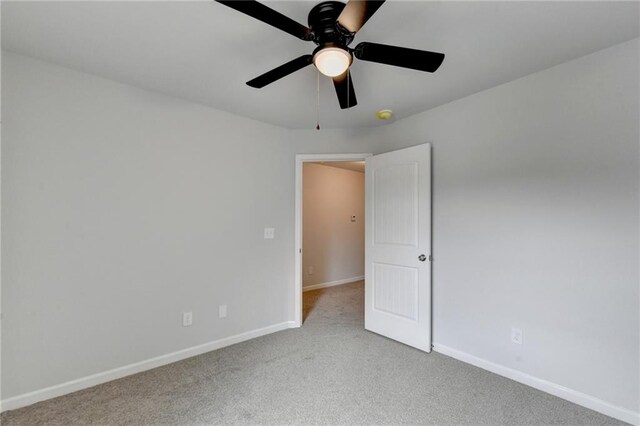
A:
[
  {"left": 308, "top": 266, "right": 314, "bottom": 275},
  {"left": 511, "top": 327, "right": 523, "bottom": 345},
  {"left": 264, "top": 227, "right": 275, "bottom": 239},
  {"left": 219, "top": 304, "right": 227, "bottom": 318},
  {"left": 182, "top": 312, "right": 193, "bottom": 327},
  {"left": 351, "top": 215, "right": 356, "bottom": 222}
]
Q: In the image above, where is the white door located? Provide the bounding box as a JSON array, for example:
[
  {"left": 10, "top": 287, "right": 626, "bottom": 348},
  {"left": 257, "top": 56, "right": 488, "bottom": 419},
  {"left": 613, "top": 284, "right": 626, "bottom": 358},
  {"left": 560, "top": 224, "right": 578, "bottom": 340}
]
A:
[{"left": 365, "top": 143, "right": 432, "bottom": 352}]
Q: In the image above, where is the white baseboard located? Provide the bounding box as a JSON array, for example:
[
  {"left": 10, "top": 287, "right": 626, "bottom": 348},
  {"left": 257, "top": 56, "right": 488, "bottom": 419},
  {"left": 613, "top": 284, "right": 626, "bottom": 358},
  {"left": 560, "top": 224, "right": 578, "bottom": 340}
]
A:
[
  {"left": 0, "top": 321, "right": 294, "bottom": 413},
  {"left": 303, "top": 275, "right": 364, "bottom": 292},
  {"left": 433, "top": 343, "right": 639, "bottom": 425}
]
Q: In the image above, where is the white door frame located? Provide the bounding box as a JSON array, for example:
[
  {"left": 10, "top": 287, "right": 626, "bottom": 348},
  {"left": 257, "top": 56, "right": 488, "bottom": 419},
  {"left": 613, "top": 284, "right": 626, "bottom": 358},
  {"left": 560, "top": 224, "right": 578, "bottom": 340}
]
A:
[{"left": 293, "top": 153, "right": 372, "bottom": 327}]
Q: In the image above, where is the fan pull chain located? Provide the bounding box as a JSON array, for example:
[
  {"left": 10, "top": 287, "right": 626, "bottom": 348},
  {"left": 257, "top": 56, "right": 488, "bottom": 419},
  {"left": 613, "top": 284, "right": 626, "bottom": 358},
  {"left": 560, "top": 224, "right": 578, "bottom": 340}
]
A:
[
  {"left": 347, "top": 70, "right": 350, "bottom": 108},
  {"left": 316, "top": 70, "right": 321, "bottom": 130}
]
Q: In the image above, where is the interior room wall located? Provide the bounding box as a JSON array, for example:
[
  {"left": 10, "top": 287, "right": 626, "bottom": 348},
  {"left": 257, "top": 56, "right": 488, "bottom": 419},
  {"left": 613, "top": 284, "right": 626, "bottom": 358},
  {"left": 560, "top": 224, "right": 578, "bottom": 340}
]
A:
[
  {"left": 1, "top": 51, "right": 302, "bottom": 401},
  {"left": 396, "top": 38, "right": 639, "bottom": 416},
  {"left": 302, "top": 163, "right": 364, "bottom": 288}
]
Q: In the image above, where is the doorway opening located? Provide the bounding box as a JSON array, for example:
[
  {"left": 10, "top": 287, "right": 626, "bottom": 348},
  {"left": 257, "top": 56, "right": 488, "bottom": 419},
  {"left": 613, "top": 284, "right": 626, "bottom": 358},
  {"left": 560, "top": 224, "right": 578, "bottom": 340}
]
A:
[
  {"left": 294, "top": 154, "right": 371, "bottom": 327},
  {"left": 302, "top": 160, "right": 366, "bottom": 322},
  {"left": 294, "top": 145, "right": 432, "bottom": 350}
]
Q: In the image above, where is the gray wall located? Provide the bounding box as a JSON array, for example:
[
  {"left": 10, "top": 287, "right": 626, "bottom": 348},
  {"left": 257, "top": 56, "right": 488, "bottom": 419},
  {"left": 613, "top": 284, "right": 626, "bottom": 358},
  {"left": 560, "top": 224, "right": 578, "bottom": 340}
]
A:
[
  {"left": 2, "top": 37, "right": 638, "bottom": 415},
  {"left": 394, "top": 38, "right": 639, "bottom": 412},
  {"left": 1, "top": 52, "right": 298, "bottom": 397}
]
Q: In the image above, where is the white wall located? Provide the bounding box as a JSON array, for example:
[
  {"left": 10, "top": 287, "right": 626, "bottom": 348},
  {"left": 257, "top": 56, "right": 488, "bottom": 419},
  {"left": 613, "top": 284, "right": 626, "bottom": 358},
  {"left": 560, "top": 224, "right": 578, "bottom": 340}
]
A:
[
  {"left": 303, "top": 163, "right": 364, "bottom": 288},
  {"left": 2, "top": 37, "right": 638, "bottom": 421},
  {"left": 397, "top": 38, "right": 639, "bottom": 415},
  {"left": 1, "top": 52, "right": 301, "bottom": 399}
]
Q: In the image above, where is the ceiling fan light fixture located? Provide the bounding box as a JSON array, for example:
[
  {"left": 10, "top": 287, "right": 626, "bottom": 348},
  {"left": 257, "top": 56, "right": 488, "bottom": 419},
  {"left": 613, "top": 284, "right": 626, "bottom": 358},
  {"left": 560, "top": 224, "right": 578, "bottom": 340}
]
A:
[{"left": 313, "top": 47, "right": 352, "bottom": 77}]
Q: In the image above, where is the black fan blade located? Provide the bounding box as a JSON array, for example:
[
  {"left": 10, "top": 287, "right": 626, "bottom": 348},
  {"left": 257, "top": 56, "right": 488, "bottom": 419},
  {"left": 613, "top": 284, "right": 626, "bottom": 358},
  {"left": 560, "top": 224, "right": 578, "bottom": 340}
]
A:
[
  {"left": 216, "top": 1, "right": 313, "bottom": 41},
  {"left": 246, "top": 55, "right": 313, "bottom": 88},
  {"left": 354, "top": 42, "right": 445, "bottom": 73},
  {"left": 333, "top": 70, "right": 357, "bottom": 109},
  {"left": 337, "top": 0, "right": 385, "bottom": 34}
]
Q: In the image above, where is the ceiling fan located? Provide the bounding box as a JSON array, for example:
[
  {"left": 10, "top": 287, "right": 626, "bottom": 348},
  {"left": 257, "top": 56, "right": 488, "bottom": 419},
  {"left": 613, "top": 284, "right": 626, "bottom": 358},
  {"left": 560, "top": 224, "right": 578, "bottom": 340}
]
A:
[{"left": 215, "top": 0, "right": 445, "bottom": 109}]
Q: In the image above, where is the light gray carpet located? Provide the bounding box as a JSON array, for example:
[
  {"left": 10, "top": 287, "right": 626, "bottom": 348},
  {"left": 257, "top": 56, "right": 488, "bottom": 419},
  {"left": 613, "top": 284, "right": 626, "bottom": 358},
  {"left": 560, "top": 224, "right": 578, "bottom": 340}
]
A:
[{"left": 1, "top": 281, "right": 625, "bottom": 425}]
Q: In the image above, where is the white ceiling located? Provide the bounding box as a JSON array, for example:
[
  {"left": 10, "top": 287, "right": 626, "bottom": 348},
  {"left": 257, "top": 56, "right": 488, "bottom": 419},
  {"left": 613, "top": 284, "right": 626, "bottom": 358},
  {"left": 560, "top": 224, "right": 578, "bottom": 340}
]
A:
[{"left": 2, "top": 1, "right": 638, "bottom": 130}]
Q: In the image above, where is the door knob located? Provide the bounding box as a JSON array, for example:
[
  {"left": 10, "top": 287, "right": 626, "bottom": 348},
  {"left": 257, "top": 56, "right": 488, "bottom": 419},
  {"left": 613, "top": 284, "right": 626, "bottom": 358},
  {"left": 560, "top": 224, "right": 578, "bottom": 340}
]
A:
[{"left": 418, "top": 254, "right": 427, "bottom": 262}]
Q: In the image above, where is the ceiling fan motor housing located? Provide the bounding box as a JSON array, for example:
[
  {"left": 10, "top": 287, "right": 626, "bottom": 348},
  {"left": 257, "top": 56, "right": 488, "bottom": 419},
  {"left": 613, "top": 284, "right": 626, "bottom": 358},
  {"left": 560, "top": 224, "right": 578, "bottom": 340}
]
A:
[{"left": 308, "top": 1, "right": 354, "bottom": 48}]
